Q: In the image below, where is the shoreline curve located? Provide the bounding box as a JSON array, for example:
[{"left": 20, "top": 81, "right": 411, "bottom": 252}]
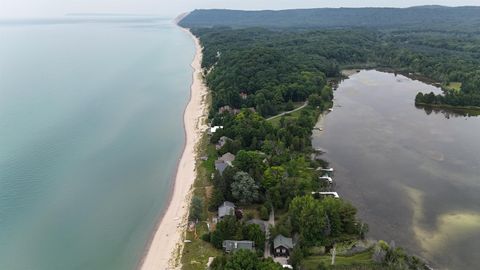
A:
[{"left": 139, "top": 23, "right": 207, "bottom": 270}]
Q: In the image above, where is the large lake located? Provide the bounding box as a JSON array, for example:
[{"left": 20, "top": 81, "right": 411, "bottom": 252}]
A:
[
  {"left": 0, "top": 18, "right": 194, "bottom": 269},
  {"left": 313, "top": 70, "right": 480, "bottom": 269}
]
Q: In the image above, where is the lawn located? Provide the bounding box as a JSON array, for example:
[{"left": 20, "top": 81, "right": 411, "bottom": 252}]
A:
[
  {"left": 302, "top": 250, "right": 378, "bottom": 269},
  {"left": 181, "top": 222, "right": 221, "bottom": 270}
]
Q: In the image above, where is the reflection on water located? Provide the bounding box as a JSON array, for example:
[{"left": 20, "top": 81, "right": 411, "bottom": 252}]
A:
[
  {"left": 415, "top": 104, "right": 480, "bottom": 118},
  {"left": 313, "top": 70, "right": 480, "bottom": 269}
]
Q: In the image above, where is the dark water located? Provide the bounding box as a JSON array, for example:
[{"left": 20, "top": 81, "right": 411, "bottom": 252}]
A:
[
  {"left": 0, "top": 18, "right": 194, "bottom": 269},
  {"left": 313, "top": 70, "right": 480, "bottom": 269}
]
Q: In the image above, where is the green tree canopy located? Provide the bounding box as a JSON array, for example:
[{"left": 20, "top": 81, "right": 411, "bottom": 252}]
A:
[{"left": 231, "top": 171, "right": 260, "bottom": 204}]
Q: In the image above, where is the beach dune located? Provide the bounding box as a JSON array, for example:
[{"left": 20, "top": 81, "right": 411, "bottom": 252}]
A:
[{"left": 139, "top": 26, "right": 207, "bottom": 270}]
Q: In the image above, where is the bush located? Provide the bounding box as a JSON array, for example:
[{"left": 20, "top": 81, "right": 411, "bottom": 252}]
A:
[
  {"left": 189, "top": 195, "right": 204, "bottom": 221},
  {"left": 317, "top": 262, "right": 328, "bottom": 270},
  {"left": 201, "top": 232, "right": 211, "bottom": 242},
  {"left": 259, "top": 205, "right": 269, "bottom": 220},
  {"left": 285, "top": 100, "right": 295, "bottom": 111}
]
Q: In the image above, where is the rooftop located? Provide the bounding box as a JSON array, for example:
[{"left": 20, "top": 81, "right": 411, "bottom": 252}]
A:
[
  {"left": 218, "top": 201, "right": 235, "bottom": 218},
  {"left": 273, "top": 235, "right": 294, "bottom": 249},
  {"left": 219, "top": 152, "right": 235, "bottom": 164},
  {"left": 210, "top": 126, "right": 223, "bottom": 133},
  {"left": 214, "top": 161, "right": 229, "bottom": 175},
  {"left": 246, "top": 219, "right": 267, "bottom": 232},
  {"left": 222, "top": 240, "right": 255, "bottom": 252}
]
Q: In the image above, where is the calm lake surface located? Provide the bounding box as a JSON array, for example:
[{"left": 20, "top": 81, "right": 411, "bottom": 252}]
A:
[
  {"left": 0, "top": 18, "right": 194, "bottom": 269},
  {"left": 313, "top": 70, "right": 480, "bottom": 269}
]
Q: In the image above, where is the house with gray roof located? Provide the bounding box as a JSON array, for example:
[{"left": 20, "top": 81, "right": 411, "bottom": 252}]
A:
[
  {"left": 246, "top": 219, "right": 267, "bottom": 232},
  {"left": 214, "top": 152, "right": 236, "bottom": 175},
  {"left": 273, "top": 235, "right": 294, "bottom": 257},
  {"left": 219, "top": 152, "right": 235, "bottom": 166},
  {"left": 214, "top": 160, "right": 229, "bottom": 175},
  {"left": 218, "top": 201, "right": 235, "bottom": 219},
  {"left": 222, "top": 240, "right": 255, "bottom": 253}
]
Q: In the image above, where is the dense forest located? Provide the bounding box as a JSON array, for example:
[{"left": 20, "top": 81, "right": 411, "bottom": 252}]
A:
[{"left": 181, "top": 7, "right": 480, "bottom": 109}]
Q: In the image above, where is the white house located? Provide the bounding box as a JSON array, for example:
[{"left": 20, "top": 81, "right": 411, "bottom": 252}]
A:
[{"left": 209, "top": 126, "right": 223, "bottom": 134}]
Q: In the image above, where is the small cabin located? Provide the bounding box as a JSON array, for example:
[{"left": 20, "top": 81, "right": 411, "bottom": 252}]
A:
[
  {"left": 246, "top": 219, "right": 266, "bottom": 232},
  {"left": 218, "top": 201, "right": 235, "bottom": 219},
  {"left": 214, "top": 160, "right": 229, "bottom": 175},
  {"left": 222, "top": 240, "right": 255, "bottom": 253},
  {"left": 214, "top": 152, "right": 235, "bottom": 175},
  {"left": 219, "top": 152, "right": 235, "bottom": 166},
  {"left": 273, "top": 235, "right": 294, "bottom": 257}
]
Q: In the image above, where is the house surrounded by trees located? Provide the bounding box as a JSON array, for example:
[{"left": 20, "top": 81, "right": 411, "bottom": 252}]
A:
[
  {"left": 218, "top": 201, "right": 235, "bottom": 219},
  {"left": 273, "top": 235, "right": 294, "bottom": 257},
  {"left": 222, "top": 240, "right": 255, "bottom": 253}
]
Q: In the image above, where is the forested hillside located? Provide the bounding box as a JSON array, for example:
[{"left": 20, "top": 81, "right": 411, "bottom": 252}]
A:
[
  {"left": 195, "top": 28, "right": 377, "bottom": 117},
  {"left": 180, "top": 6, "right": 480, "bottom": 31},
  {"left": 182, "top": 7, "right": 480, "bottom": 109}
]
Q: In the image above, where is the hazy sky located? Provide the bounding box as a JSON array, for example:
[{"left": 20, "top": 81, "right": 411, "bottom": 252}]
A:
[{"left": 1, "top": 0, "right": 479, "bottom": 18}]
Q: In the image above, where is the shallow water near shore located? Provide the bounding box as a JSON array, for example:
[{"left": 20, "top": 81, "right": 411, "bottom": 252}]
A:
[
  {"left": 0, "top": 18, "right": 194, "bottom": 269},
  {"left": 313, "top": 70, "right": 480, "bottom": 269}
]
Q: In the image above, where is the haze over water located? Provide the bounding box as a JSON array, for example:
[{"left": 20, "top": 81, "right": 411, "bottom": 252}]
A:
[
  {"left": 0, "top": 18, "right": 194, "bottom": 269},
  {"left": 313, "top": 70, "right": 480, "bottom": 269}
]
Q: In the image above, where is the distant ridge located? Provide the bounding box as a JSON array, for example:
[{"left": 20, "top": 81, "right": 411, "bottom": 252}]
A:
[
  {"left": 178, "top": 6, "right": 480, "bottom": 30},
  {"left": 66, "top": 13, "right": 164, "bottom": 17}
]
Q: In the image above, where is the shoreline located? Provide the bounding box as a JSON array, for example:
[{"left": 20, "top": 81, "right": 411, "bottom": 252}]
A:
[
  {"left": 341, "top": 68, "right": 480, "bottom": 116},
  {"left": 415, "top": 102, "right": 480, "bottom": 116},
  {"left": 315, "top": 71, "right": 437, "bottom": 268},
  {"left": 139, "top": 24, "right": 208, "bottom": 270}
]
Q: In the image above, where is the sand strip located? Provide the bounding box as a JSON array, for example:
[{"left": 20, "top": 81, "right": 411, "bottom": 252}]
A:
[{"left": 140, "top": 26, "right": 208, "bottom": 270}]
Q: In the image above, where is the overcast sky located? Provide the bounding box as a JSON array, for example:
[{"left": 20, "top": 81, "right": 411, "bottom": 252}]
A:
[{"left": 1, "top": 0, "right": 479, "bottom": 18}]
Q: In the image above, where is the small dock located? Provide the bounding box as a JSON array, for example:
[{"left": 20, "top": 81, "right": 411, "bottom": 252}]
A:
[
  {"left": 317, "top": 167, "right": 334, "bottom": 173},
  {"left": 319, "top": 176, "right": 333, "bottom": 184},
  {"left": 312, "top": 191, "right": 340, "bottom": 198}
]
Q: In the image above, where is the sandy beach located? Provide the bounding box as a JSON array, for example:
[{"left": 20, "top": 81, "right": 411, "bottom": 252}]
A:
[{"left": 140, "top": 26, "right": 208, "bottom": 270}]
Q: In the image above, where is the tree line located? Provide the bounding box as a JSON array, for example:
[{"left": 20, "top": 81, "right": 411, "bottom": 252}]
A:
[{"left": 192, "top": 27, "right": 480, "bottom": 112}]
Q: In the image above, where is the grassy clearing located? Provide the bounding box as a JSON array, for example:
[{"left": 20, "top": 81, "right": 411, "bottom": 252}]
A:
[
  {"left": 302, "top": 250, "right": 377, "bottom": 269},
  {"left": 268, "top": 106, "right": 310, "bottom": 126},
  {"left": 444, "top": 82, "right": 462, "bottom": 92},
  {"left": 182, "top": 222, "right": 221, "bottom": 270},
  {"left": 269, "top": 103, "right": 328, "bottom": 129}
]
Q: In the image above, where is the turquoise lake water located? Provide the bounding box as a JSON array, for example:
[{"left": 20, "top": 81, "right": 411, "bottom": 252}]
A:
[{"left": 0, "top": 18, "right": 194, "bottom": 270}]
